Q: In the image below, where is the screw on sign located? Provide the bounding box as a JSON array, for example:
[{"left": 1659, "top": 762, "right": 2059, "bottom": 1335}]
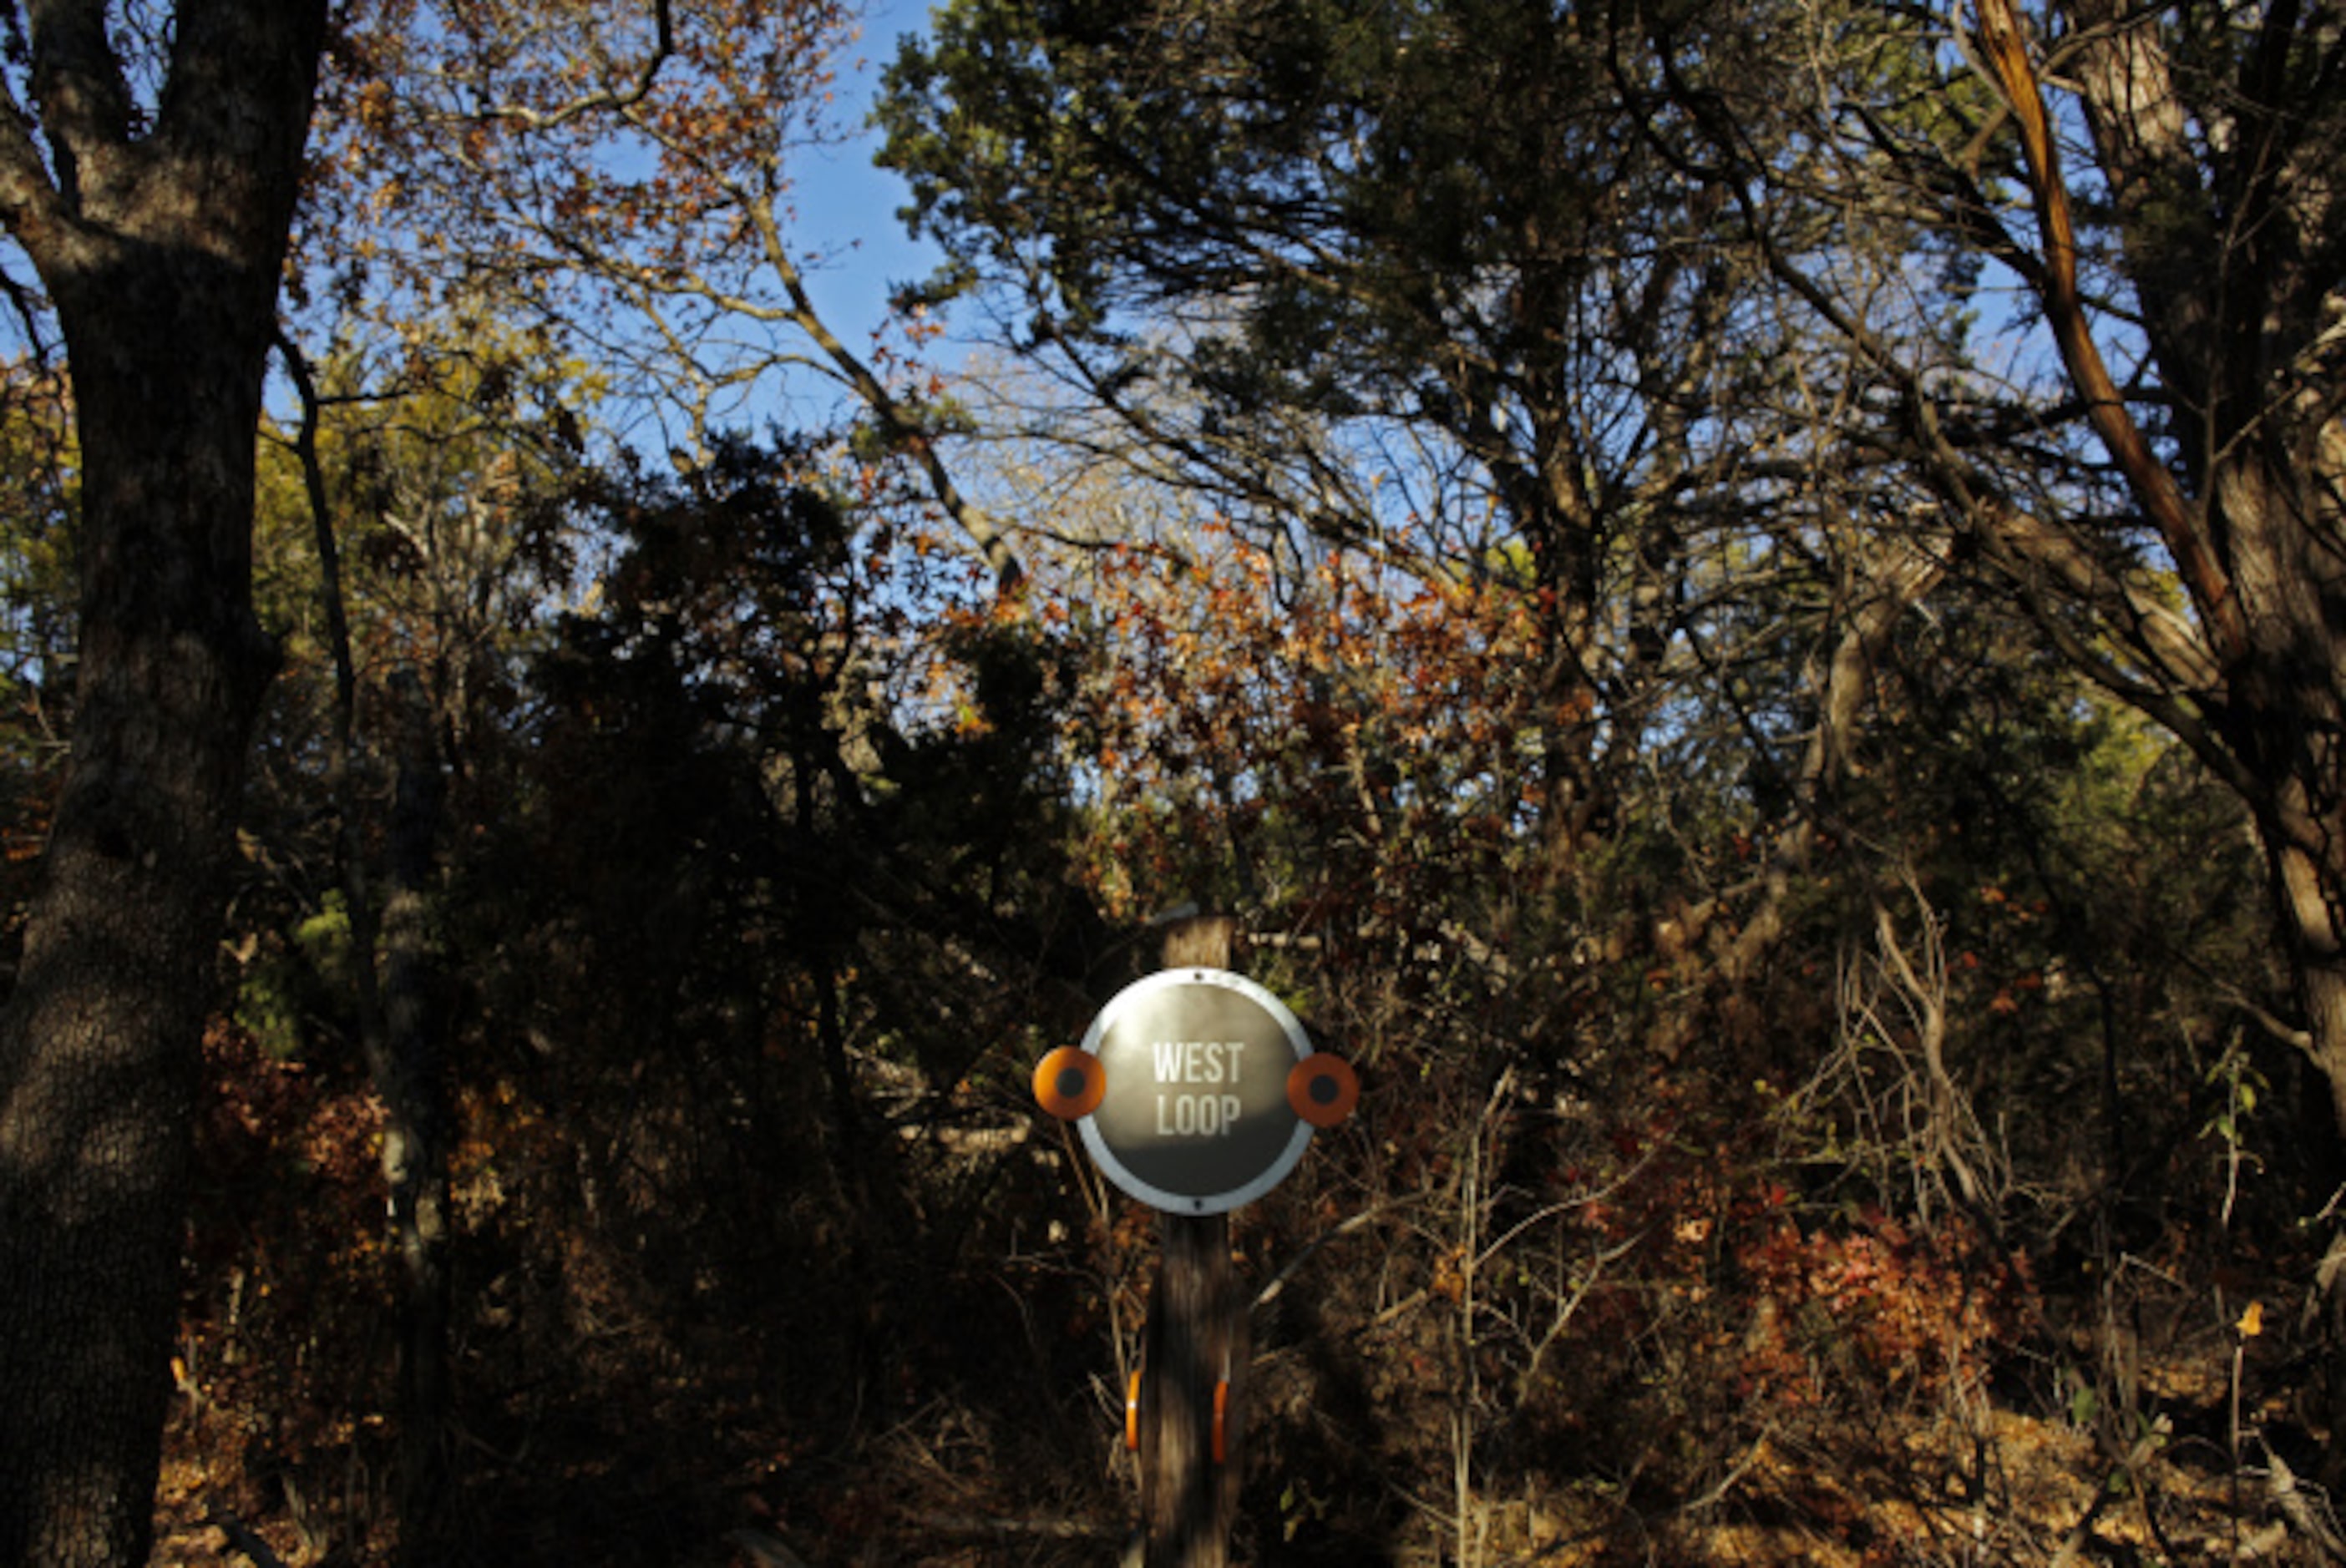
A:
[{"left": 1033, "top": 969, "right": 1357, "bottom": 1213}]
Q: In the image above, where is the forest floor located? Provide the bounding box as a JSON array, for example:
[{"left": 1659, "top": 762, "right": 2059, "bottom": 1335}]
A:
[{"left": 148, "top": 1276, "right": 2346, "bottom": 1568}]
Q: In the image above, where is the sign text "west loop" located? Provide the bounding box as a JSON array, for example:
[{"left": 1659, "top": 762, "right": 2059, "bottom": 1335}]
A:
[{"left": 1153, "top": 1040, "right": 1246, "bottom": 1137}]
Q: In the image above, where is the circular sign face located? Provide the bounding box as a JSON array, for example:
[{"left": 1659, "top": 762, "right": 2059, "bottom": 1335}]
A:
[{"left": 1077, "top": 969, "right": 1315, "bottom": 1214}]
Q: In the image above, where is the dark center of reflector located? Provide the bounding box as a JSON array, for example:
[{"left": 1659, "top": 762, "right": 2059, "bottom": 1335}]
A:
[
  {"left": 1310, "top": 1075, "right": 1339, "bottom": 1104},
  {"left": 1058, "top": 1068, "right": 1089, "bottom": 1100}
]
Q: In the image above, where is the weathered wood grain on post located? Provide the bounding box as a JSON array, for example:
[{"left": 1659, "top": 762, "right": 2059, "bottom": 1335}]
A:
[{"left": 1143, "top": 914, "right": 1249, "bottom": 1567}]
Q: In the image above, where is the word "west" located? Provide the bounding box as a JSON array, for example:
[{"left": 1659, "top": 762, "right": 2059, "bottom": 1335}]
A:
[{"left": 1153, "top": 1039, "right": 1248, "bottom": 1136}]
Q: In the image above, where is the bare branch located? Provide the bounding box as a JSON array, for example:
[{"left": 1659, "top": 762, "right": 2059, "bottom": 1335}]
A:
[
  {"left": 747, "top": 185, "right": 1024, "bottom": 589},
  {"left": 25, "top": 0, "right": 134, "bottom": 165},
  {"left": 1972, "top": 0, "right": 2248, "bottom": 665},
  {"left": 451, "top": 0, "right": 674, "bottom": 134}
]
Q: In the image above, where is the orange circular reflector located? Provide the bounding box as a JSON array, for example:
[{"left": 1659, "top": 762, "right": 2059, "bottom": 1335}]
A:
[
  {"left": 1126, "top": 1369, "right": 1143, "bottom": 1452},
  {"left": 1033, "top": 1045, "right": 1107, "bottom": 1120},
  {"left": 1286, "top": 1053, "right": 1359, "bottom": 1127}
]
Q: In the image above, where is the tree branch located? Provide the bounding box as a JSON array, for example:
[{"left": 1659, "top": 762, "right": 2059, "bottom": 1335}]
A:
[
  {"left": 25, "top": 0, "right": 130, "bottom": 143},
  {"left": 451, "top": 0, "right": 674, "bottom": 134},
  {"left": 23, "top": 0, "right": 136, "bottom": 213},
  {"left": 741, "top": 166, "right": 1024, "bottom": 589},
  {"left": 0, "top": 96, "right": 68, "bottom": 266},
  {"left": 1973, "top": 0, "right": 2248, "bottom": 665}
]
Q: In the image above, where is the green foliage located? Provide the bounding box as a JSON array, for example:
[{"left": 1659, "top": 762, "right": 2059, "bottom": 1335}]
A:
[
  {"left": 881, "top": 0, "right": 1738, "bottom": 422},
  {"left": 232, "top": 893, "right": 355, "bottom": 1062},
  {"left": 0, "top": 362, "right": 74, "bottom": 946}
]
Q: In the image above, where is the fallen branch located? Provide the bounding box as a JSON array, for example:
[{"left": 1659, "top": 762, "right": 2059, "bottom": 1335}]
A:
[
  {"left": 2260, "top": 1441, "right": 2346, "bottom": 1562},
  {"left": 205, "top": 1507, "right": 290, "bottom": 1568},
  {"left": 1254, "top": 1196, "right": 1420, "bottom": 1311},
  {"left": 903, "top": 1510, "right": 1125, "bottom": 1541}
]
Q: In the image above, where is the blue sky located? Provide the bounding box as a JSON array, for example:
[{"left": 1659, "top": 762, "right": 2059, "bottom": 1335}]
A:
[{"left": 787, "top": 2, "right": 950, "bottom": 356}]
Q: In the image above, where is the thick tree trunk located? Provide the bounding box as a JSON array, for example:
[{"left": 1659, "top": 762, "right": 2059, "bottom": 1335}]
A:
[
  {"left": 0, "top": 274, "right": 280, "bottom": 1564},
  {"left": 2304, "top": 951, "right": 2346, "bottom": 1167},
  {"left": 2224, "top": 475, "right": 2346, "bottom": 1474},
  {"left": 2268, "top": 834, "right": 2346, "bottom": 1486},
  {"left": 0, "top": 7, "right": 326, "bottom": 1559}
]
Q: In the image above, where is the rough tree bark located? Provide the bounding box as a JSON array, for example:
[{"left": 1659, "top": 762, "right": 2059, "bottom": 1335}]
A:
[{"left": 0, "top": 3, "right": 328, "bottom": 1561}]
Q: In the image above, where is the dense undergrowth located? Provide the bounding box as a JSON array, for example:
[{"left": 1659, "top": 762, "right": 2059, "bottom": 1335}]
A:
[
  {"left": 139, "top": 510, "right": 2346, "bottom": 1565},
  {"left": 152, "top": 866, "right": 2345, "bottom": 1566}
]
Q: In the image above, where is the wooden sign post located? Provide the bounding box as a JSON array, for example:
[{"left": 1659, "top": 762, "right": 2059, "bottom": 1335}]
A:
[
  {"left": 1146, "top": 915, "right": 1245, "bottom": 1568},
  {"left": 1032, "top": 913, "right": 1360, "bottom": 1568}
]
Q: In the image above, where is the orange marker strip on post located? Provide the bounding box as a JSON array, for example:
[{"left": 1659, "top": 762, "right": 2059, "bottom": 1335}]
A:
[
  {"left": 1033, "top": 1044, "right": 1107, "bottom": 1120},
  {"left": 1127, "top": 1369, "right": 1143, "bottom": 1452},
  {"left": 1286, "top": 1053, "right": 1359, "bottom": 1127},
  {"left": 1211, "top": 1379, "right": 1230, "bottom": 1464}
]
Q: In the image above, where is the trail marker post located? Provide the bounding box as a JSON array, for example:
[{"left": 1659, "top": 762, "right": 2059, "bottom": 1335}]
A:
[{"left": 1032, "top": 915, "right": 1359, "bottom": 1568}]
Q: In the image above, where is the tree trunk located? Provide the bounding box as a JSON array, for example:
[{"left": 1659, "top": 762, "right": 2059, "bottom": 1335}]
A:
[
  {"left": 0, "top": 270, "right": 282, "bottom": 1565},
  {"left": 0, "top": 7, "right": 327, "bottom": 1560},
  {"left": 380, "top": 680, "right": 453, "bottom": 1566},
  {"left": 286, "top": 335, "right": 459, "bottom": 1562}
]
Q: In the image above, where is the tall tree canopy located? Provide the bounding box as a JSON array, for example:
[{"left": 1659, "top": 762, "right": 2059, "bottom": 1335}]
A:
[
  {"left": 880, "top": 0, "right": 1829, "bottom": 875},
  {"left": 1664, "top": 0, "right": 2346, "bottom": 1131}
]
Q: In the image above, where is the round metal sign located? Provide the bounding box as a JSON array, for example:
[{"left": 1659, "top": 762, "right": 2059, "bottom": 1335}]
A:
[{"left": 1077, "top": 969, "right": 1315, "bottom": 1214}]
